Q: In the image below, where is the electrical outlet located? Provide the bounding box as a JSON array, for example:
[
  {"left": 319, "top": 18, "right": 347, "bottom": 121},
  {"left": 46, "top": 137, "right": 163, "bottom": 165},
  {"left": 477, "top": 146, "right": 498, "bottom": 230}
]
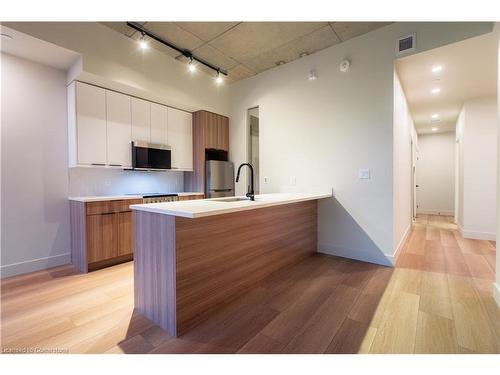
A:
[
  {"left": 358, "top": 168, "right": 370, "bottom": 179},
  {"left": 290, "top": 176, "right": 297, "bottom": 186}
]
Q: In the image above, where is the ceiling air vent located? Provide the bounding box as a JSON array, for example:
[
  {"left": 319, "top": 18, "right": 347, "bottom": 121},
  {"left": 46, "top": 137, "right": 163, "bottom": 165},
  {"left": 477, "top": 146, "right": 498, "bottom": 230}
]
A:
[{"left": 397, "top": 33, "right": 416, "bottom": 55}]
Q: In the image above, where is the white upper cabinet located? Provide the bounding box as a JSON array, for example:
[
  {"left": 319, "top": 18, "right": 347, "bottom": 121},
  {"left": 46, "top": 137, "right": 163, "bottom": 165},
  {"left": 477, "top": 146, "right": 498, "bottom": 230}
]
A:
[
  {"left": 131, "top": 98, "right": 151, "bottom": 143},
  {"left": 74, "top": 82, "right": 107, "bottom": 165},
  {"left": 106, "top": 90, "right": 132, "bottom": 167},
  {"left": 68, "top": 81, "right": 193, "bottom": 171},
  {"left": 168, "top": 107, "right": 193, "bottom": 170},
  {"left": 150, "top": 103, "right": 168, "bottom": 145}
]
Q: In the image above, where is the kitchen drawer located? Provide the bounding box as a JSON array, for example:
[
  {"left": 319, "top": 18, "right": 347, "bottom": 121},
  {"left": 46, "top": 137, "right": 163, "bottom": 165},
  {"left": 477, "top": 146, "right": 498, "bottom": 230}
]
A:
[{"left": 86, "top": 199, "right": 142, "bottom": 215}]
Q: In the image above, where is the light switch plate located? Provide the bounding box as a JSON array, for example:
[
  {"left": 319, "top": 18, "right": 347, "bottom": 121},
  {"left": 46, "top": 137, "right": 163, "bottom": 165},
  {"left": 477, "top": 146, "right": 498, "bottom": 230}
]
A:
[
  {"left": 359, "top": 168, "right": 370, "bottom": 179},
  {"left": 263, "top": 177, "right": 269, "bottom": 184}
]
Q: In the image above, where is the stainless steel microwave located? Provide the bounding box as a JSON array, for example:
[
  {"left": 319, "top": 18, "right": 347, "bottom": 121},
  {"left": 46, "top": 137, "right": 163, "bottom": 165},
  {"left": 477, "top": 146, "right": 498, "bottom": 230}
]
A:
[{"left": 131, "top": 141, "right": 171, "bottom": 170}]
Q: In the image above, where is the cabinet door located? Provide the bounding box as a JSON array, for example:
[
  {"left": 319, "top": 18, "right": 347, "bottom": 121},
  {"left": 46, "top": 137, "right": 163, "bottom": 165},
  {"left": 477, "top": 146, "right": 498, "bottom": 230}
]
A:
[
  {"left": 150, "top": 103, "right": 168, "bottom": 145},
  {"left": 117, "top": 211, "right": 133, "bottom": 256},
  {"left": 76, "top": 82, "right": 107, "bottom": 165},
  {"left": 106, "top": 91, "right": 132, "bottom": 167},
  {"left": 217, "top": 116, "right": 229, "bottom": 151},
  {"left": 131, "top": 97, "right": 151, "bottom": 142},
  {"left": 204, "top": 112, "right": 218, "bottom": 149},
  {"left": 86, "top": 213, "right": 118, "bottom": 263},
  {"left": 168, "top": 108, "right": 193, "bottom": 170}
]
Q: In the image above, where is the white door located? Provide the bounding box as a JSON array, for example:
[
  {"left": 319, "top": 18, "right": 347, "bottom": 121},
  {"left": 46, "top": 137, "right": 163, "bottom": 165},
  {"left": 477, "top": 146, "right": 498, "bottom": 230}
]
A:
[
  {"left": 76, "top": 82, "right": 107, "bottom": 165},
  {"left": 131, "top": 97, "right": 151, "bottom": 142},
  {"left": 150, "top": 103, "right": 168, "bottom": 145},
  {"left": 106, "top": 90, "right": 132, "bottom": 167},
  {"left": 168, "top": 108, "right": 193, "bottom": 170}
]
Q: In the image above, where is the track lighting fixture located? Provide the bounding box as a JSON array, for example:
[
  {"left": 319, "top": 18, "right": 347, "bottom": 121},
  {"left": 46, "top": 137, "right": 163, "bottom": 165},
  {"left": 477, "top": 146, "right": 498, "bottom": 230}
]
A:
[{"left": 127, "top": 21, "right": 228, "bottom": 79}]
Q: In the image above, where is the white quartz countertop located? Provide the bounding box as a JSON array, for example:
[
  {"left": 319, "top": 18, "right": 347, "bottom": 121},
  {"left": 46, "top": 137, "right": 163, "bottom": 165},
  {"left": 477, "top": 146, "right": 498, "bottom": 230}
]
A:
[
  {"left": 130, "top": 192, "right": 332, "bottom": 218},
  {"left": 68, "top": 192, "right": 204, "bottom": 202}
]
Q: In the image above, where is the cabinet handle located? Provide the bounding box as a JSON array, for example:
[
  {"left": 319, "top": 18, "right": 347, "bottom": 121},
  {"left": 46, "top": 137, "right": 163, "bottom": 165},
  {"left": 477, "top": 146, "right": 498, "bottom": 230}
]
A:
[
  {"left": 109, "top": 164, "right": 123, "bottom": 167},
  {"left": 91, "top": 163, "right": 106, "bottom": 166}
]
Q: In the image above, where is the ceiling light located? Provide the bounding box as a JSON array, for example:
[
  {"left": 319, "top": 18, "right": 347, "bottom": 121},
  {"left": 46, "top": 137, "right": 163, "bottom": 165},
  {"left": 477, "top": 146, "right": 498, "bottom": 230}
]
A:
[
  {"left": 432, "top": 65, "right": 443, "bottom": 73},
  {"left": 432, "top": 127, "right": 438, "bottom": 132},
  {"left": 431, "top": 114, "right": 439, "bottom": 119},
  {"left": 431, "top": 88, "right": 441, "bottom": 94},
  {"left": 215, "top": 70, "right": 223, "bottom": 85},
  {"left": 188, "top": 57, "right": 196, "bottom": 72},
  {"left": 1, "top": 33, "right": 13, "bottom": 40},
  {"left": 139, "top": 33, "right": 148, "bottom": 50}
]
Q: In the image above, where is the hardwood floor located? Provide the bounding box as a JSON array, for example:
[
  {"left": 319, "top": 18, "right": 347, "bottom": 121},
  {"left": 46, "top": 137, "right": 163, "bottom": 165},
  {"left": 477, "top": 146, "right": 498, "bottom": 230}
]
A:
[{"left": 1, "top": 214, "right": 499, "bottom": 353}]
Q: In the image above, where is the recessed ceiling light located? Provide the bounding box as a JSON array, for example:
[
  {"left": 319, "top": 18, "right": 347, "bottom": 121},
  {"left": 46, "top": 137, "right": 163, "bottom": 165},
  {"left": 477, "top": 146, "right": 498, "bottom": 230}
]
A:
[
  {"left": 431, "top": 88, "right": 441, "bottom": 94},
  {"left": 432, "top": 127, "right": 438, "bottom": 132},
  {"left": 432, "top": 65, "right": 443, "bottom": 73},
  {"left": 431, "top": 114, "right": 439, "bottom": 119},
  {"left": 1, "top": 33, "right": 13, "bottom": 40}
]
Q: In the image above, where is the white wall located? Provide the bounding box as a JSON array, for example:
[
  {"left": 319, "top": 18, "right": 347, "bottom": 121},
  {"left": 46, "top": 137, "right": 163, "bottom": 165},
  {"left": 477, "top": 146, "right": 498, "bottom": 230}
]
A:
[
  {"left": 456, "top": 96, "right": 498, "bottom": 240},
  {"left": 417, "top": 132, "right": 456, "bottom": 215},
  {"left": 229, "top": 22, "right": 492, "bottom": 265},
  {"left": 393, "top": 70, "right": 417, "bottom": 257},
  {"left": 1, "top": 53, "right": 71, "bottom": 276},
  {"left": 5, "top": 22, "right": 230, "bottom": 116}
]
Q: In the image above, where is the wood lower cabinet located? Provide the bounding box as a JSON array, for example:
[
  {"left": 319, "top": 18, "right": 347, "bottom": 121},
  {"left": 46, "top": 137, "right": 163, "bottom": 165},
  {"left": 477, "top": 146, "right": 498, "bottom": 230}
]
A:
[
  {"left": 70, "top": 199, "right": 142, "bottom": 273},
  {"left": 177, "top": 194, "right": 204, "bottom": 201}
]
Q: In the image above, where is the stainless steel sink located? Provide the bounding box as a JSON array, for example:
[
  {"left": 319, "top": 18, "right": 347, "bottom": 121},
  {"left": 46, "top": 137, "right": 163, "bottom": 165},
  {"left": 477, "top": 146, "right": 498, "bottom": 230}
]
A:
[{"left": 210, "top": 197, "right": 253, "bottom": 202}]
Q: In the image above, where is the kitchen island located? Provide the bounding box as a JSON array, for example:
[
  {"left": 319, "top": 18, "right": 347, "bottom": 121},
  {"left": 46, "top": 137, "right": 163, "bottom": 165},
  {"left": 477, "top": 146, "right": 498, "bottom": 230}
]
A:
[{"left": 130, "top": 192, "right": 332, "bottom": 336}]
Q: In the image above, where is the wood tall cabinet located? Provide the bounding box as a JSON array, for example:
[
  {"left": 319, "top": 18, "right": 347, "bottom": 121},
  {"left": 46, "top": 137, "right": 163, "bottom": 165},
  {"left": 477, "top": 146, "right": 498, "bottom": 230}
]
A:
[
  {"left": 70, "top": 199, "right": 142, "bottom": 273},
  {"left": 184, "top": 111, "right": 229, "bottom": 193}
]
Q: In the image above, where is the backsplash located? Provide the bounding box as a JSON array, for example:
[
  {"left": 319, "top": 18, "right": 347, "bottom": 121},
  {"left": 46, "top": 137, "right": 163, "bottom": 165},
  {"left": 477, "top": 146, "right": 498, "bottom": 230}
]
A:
[{"left": 68, "top": 167, "right": 184, "bottom": 197}]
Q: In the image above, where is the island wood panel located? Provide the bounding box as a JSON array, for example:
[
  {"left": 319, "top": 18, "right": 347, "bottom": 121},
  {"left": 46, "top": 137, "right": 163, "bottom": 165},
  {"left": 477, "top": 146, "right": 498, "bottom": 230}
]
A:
[
  {"left": 174, "top": 200, "right": 318, "bottom": 335},
  {"left": 133, "top": 211, "right": 177, "bottom": 335}
]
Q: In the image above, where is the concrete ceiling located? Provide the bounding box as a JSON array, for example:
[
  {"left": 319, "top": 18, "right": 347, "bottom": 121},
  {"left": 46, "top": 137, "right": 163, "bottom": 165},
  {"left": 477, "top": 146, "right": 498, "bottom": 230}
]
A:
[
  {"left": 102, "top": 22, "right": 391, "bottom": 83},
  {"left": 0, "top": 25, "right": 80, "bottom": 70},
  {"left": 396, "top": 32, "right": 497, "bottom": 135}
]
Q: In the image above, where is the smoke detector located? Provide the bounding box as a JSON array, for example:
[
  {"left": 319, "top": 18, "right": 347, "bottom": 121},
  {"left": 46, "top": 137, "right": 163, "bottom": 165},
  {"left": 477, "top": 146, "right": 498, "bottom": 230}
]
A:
[{"left": 339, "top": 59, "right": 351, "bottom": 73}]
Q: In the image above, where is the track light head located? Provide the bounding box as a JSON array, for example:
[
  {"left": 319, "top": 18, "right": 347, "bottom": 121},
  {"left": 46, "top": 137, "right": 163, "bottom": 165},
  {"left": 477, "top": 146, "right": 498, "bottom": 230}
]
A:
[
  {"left": 139, "top": 32, "right": 148, "bottom": 50},
  {"left": 188, "top": 57, "right": 196, "bottom": 72},
  {"left": 215, "top": 70, "right": 223, "bottom": 85}
]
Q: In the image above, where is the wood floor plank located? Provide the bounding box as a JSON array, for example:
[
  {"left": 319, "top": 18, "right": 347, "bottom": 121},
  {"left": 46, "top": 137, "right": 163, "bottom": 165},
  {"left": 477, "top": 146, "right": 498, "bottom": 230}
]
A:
[
  {"left": 414, "top": 311, "right": 459, "bottom": 353},
  {"left": 369, "top": 291, "right": 420, "bottom": 354},
  {"left": 282, "top": 285, "right": 360, "bottom": 353},
  {"left": 324, "top": 318, "right": 376, "bottom": 354}
]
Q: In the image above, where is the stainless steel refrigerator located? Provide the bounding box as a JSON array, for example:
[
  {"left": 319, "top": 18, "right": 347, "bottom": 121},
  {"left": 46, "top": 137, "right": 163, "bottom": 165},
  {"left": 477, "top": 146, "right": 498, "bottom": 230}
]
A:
[{"left": 205, "top": 160, "right": 235, "bottom": 198}]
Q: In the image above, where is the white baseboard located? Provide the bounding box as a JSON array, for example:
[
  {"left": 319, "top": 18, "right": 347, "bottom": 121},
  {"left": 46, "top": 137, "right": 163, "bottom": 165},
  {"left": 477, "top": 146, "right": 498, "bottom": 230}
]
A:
[
  {"left": 0, "top": 252, "right": 71, "bottom": 278},
  {"left": 388, "top": 225, "right": 411, "bottom": 265},
  {"left": 494, "top": 283, "right": 500, "bottom": 308},
  {"left": 458, "top": 224, "right": 496, "bottom": 241},
  {"left": 416, "top": 209, "right": 454, "bottom": 216},
  {"left": 317, "top": 244, "right": 393, "bottom": 267}
]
